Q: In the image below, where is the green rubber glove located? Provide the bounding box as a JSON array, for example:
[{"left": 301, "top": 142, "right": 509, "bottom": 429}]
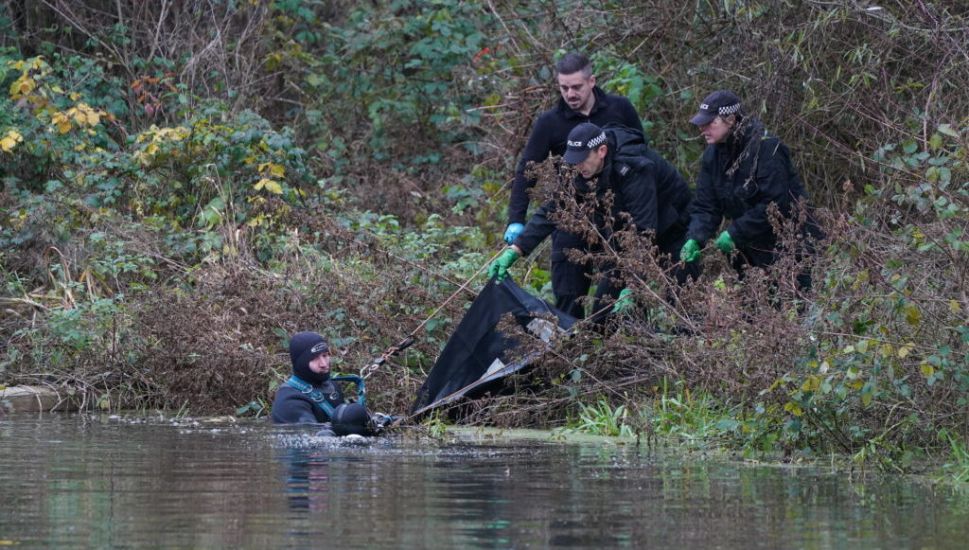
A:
[
  {"left": 488, "top": 248, "right": 520, "bottom": 281},
  {"left": 680, "top": 239, "right": 701, "bottom": 263},
  {"left": 612, "top": 288, "right": 634, "bottom": 314},
  {"left": 715, "top": 231, "right": 735, "bottom": 254}
]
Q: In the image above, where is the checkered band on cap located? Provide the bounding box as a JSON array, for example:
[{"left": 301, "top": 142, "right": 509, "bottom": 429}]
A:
[
  {"left": 586, "top": 132, "right": 607, "bottom": 149},
  {"left": 718, "top": 103, "right": 741, "bottom": 116}
]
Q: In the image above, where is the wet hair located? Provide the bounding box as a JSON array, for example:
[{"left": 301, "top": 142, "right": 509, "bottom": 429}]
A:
[{"left": 555, "top": 53, "right": 592, "bottom": 78}]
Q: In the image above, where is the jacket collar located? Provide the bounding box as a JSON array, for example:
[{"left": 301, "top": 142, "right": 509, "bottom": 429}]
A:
[{"left": 557, "top": 86, "right": 609, "bottom": 119}]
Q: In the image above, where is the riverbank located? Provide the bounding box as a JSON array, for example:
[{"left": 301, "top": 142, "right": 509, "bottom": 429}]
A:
[{"left": 2, "top": 2, "right": 967, "bottom": 477}]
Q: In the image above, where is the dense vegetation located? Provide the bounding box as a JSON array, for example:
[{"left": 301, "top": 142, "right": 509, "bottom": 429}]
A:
[{"left": 1, "top": 1, "right": 966, "bottom": 473}]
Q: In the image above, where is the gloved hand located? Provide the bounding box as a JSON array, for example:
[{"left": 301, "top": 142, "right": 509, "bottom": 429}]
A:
[
  {"left": 488, "top": 248, "right": 520, "bottom": 281},
  {"left": 612, "top": 288, "right": 634, "bottom": 314},
  {"left": 715, "top": 231, "right": 735, "bottom": 254},
  {"left": 680, "top": 239, "right": 701, "bottom": 263},
  {"left": 371, "top": 412, "right": 398, "bottom": 432},
  {"left": 503, "top": 223, "right": 525, "bottom": 244}
]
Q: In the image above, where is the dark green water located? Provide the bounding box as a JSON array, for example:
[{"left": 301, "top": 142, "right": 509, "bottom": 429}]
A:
[{"left": 1, "top": 414, "right": 967, "bottom": 548}]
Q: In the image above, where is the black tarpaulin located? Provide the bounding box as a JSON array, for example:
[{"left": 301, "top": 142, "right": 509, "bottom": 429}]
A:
[{"left": 410, "top": 278, "right": 576, "bottom": 416}]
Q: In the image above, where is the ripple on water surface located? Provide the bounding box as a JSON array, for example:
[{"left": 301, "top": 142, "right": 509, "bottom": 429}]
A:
[{"left": 1, "top": 414, "right": 968, "bottom": 549}]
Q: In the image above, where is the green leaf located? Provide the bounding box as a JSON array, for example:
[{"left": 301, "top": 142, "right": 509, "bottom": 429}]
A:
[{"left": 937, "top": 123, "right": 960, "bottom": 138}]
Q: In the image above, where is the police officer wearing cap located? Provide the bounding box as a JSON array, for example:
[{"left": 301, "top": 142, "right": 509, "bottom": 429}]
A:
[
  {"left": 680, "top": 90, "right": 821, "bottom": 290},
  {"left": 490, "top": 122, "right": 695, "bottom": 319},
  {"left": 272, "top": 331, "right": 346, "bottom": 425},
  {"left": 502, "top": 53, "right": 645, "bottom": 319}
]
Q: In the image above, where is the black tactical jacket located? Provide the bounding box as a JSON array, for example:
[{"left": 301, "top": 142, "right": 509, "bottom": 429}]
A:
[
  {"left": 514, "top": 125, "right": 692, "bottom": 256},
  {"left": 687, "top": 119, "right": 812, "bottom": 249},
  {"left": 508, "top": 87, "right": 644, "bottom": 224}
]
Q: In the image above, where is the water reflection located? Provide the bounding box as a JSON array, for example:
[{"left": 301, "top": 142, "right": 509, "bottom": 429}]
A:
[{"left": 1, "top": 415, "right": 968, "bottom": 549}]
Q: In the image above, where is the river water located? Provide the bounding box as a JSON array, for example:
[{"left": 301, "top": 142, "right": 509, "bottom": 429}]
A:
[{"left": 1, "top": 414, "right": 967, "bottom": 548}]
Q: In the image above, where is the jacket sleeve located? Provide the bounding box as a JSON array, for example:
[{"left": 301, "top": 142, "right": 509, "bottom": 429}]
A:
[
  {"left": 508, "top": 115, "right": 554, "bottom": 224},
  {"left": 727, "top": 140, "right": 797, "bottom": 245},
  {"left": 686, "top": 149, "right": 721, "bottom": 243},
  {"left": 616, "top": 162, "right": 659, "bottom": 235},
  {"left": 513, "top": 201, "right": 557, "bottom": 256}
]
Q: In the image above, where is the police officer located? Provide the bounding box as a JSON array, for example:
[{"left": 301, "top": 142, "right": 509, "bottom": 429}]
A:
[
  {"left": 491, "top": 122, "right": 695, "bottom": 319},
  {"left": 503, "top": 53, "right": 645, "bottom": 318},
  {"left": 680, "top": 90, "right": 821, "bottom": 291}
]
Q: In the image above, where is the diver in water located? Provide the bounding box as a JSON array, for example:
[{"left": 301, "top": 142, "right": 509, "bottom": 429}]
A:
[{"left": 271, "top": 331, "right": 381, "bottom": 436}]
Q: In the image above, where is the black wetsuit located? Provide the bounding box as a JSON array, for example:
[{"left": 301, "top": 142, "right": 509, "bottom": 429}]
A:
[
  {"left": 271, "top": 379, "right": 344, "bottom": 424},
  {"left": 508, "top": 87, "right": 644, "bottom": 318}
]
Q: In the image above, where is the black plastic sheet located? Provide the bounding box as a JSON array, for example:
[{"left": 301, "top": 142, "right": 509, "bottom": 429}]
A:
[{"left": 411, "top": 278, "right": 576, "bottom": 416}]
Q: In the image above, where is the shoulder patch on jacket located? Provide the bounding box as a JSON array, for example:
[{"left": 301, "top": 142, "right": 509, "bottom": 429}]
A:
[{"left": 617, "top": 163, "right": 630, "bottom": 176}]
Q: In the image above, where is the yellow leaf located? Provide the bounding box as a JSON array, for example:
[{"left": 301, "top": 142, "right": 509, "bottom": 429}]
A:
[
  {"left": 919, "top": 363, "right": 935, "bottom": 378},
  {"left": 904, "top": 304, "right": 921, "bottom": 326},
  {"left": 784, "top": 402, "right": 803, "bottom": 417},
  {"left": 76, "top": 104, "right": 100, "bottom": 126},
  {"left": 10, "top": 75, "right": 35, "bottom": 98},
  {"left": 258, "top": 162, "right": 286, "bottom": 178},
  {"left": 879, "top": 344, "right": 894, "bottom": 358},
  {"left": 897, "top": 343, "right": 914, "bottom": 359},
  {"left": 0, "top": 130, "right": 23, "bottom": 152},
  {"left": 254, "top": 178, "right": 283, "bottom": 194},
  {"left": 951, "top": 300, "right": 962, "bottom": 314},
  {"left": 801, "top": 375, "right": 820, "bottom": 393},
  {"left": 912, "top": 227, "right": 925, "bottom": 245},
  {"left": 51, "top": 111, "right": 72, "bottom": 134}
]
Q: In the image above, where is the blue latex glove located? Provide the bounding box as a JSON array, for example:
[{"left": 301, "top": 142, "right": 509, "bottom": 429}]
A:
[
  {"left": 488, "top": 248, "right": 520, "bottom": 281},
  {"left": 680, "top": 239, "right": 701, "bottom": 263},
  {"left": 715, "top": 231, "right": 735, "bottom": 254},
  {"left": 612, "top": 288, "right": 634, "bottom": 314},
  {"left": 503, "top": 223, "right": 525, "bottom": 244}
]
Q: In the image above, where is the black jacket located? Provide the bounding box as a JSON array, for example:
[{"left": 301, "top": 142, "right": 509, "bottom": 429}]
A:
[
  {"left": 514, "top": 125, "right": 692, "bottom": 256},
  {"left": 508, "top": 87, "right": 644, "bottom": 224},
  {"left": 271, "top": 380, "right": 345, "bottom": 424},
  {"left": 687, "top": 119, "right": 813, "bottom": 249}
]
